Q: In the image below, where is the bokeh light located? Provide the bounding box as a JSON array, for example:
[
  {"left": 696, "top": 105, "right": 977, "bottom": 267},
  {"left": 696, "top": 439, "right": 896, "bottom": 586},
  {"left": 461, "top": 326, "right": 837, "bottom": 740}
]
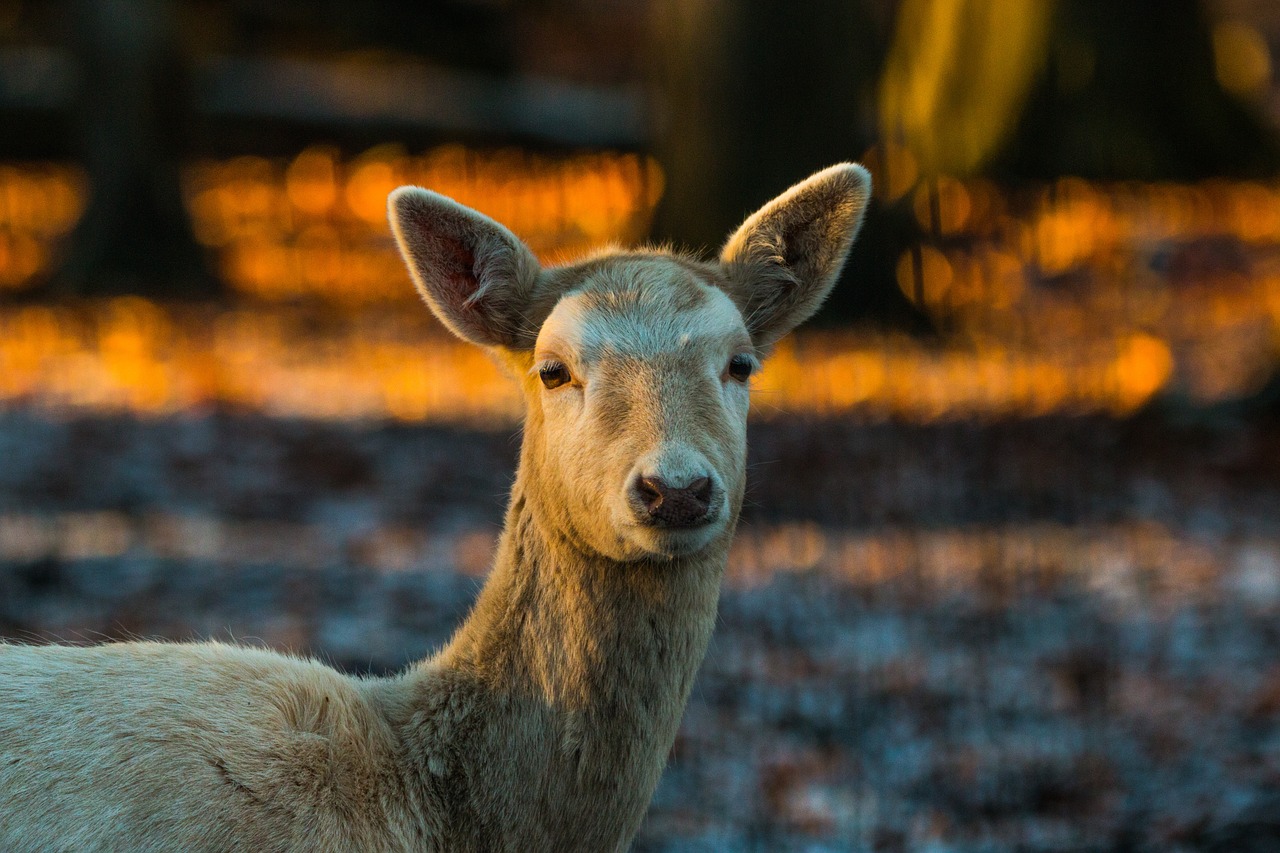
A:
[{"left": 3, "top": 149, "right": 1280, "bottom": 420}]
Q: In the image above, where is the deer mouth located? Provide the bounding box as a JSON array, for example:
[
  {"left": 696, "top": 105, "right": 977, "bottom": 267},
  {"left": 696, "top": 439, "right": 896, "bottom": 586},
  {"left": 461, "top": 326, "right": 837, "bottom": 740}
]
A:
[
  {"left": 623, "top": 494, "right": 725, "bottom": 559},
  {"left": 630, "top": 526, "right": 721, "bottom": 560}
]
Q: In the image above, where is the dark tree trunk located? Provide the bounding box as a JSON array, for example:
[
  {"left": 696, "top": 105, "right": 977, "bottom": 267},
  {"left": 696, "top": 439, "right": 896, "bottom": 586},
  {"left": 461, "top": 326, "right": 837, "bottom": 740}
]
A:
[
  {"left": 998, "top": 0, "right": 1280, "bottom": 180},
  {"left": 40, "top": 0, "right": 218, "bottom": 299},
  {"left": 646, "top": 0, "right": 932, "bottom": 330}
]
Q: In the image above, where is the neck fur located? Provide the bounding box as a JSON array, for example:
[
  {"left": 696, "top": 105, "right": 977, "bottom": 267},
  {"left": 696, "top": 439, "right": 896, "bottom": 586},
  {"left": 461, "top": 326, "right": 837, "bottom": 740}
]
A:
[{"left": 390, "top": 437, "right": 729, "bottom": 850}]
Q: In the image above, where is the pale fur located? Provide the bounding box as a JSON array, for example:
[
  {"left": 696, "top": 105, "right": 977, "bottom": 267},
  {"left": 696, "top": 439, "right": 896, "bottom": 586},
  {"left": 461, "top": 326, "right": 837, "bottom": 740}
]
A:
[{"left": 0, "top": 164, "right": 870, "bottom": 852}]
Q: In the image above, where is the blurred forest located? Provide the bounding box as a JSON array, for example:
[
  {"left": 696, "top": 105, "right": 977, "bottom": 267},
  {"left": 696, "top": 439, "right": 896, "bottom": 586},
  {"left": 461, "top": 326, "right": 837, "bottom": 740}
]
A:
[
  {"left": 2, "top": 1, "right": 1280, "bottom": 850},
  {"left": 2, "top": 0, "right": 1276, "bottom": 313}
]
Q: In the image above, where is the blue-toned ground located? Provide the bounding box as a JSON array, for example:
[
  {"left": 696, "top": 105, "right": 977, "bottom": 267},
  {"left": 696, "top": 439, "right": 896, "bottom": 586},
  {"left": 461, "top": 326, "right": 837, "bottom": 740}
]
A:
[{"left": 2, "top": 412, "right": 1278, "bottom": 851}]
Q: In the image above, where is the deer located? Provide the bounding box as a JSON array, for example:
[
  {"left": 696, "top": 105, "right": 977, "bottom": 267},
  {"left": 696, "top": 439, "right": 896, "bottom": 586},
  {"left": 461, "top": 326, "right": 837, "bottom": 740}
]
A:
[{"left": 0, "top": 163, "right": 870, "bottom": 851}]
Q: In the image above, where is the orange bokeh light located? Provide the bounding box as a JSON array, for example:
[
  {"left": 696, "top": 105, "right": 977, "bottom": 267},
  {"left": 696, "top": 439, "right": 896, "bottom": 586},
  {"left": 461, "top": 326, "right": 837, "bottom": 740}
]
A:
[{"left": 1, "top": 148, "right": 1278, "bottom": 421}]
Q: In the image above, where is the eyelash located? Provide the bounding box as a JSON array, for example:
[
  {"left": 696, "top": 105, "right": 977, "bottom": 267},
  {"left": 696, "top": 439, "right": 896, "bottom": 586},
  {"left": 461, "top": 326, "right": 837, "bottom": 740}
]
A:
[
  {"left": 538, "top": 361, "right": 572, "bottom": 389},
  {"left": 726, "top": 354, "right": 754, "bottom": 382}
]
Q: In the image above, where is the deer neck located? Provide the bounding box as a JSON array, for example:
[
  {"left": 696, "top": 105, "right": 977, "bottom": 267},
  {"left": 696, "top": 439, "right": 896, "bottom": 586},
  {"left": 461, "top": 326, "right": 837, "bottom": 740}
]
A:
[
  {"left": 399, "top": 441, "right": 729, "bottom": 848},
  {"left": 442, "top": 470, "right": 727, "bottom": 704}
]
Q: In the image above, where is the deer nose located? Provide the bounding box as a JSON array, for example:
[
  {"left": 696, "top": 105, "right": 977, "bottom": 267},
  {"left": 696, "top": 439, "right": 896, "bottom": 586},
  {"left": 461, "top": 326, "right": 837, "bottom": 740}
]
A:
[{"left": 633, "top": 475, "right": 713, "bottom": 527}]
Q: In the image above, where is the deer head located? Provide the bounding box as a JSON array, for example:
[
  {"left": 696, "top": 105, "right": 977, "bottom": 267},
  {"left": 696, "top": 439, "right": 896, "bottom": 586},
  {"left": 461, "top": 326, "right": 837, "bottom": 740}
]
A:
[{"left": 389, "top": 163, "right": 870, "bottom": 562}]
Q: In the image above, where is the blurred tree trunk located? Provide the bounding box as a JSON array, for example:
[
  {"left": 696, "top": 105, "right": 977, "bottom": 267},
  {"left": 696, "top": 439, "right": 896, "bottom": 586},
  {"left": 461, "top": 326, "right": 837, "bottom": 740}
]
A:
[
  {"left": 879, "top": 0, "right": 1056, "bottom": 177},
  {"left": 1003, "top": 0, "right": 1280, "bottom": 180},
  {"left": 646, "top": 0, "right": 932, "bottom": 330},
  {"left": 40, "top": 0, "right": 218, "bottom": 299},
  {"left": 881, "top": 0, "right": 1280, "bottom": 181}
]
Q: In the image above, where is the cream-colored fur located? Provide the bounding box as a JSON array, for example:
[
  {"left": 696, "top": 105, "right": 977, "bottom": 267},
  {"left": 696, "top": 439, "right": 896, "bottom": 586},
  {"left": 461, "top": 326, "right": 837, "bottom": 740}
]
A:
[{"left": 0, "top": 164, "right": 869, "bottom": 852}]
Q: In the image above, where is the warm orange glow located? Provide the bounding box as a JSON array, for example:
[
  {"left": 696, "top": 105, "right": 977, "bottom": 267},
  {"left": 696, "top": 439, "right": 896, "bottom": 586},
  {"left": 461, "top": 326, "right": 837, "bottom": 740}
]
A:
[
  {"left": 284, "top": 146, "right": 340, "bottom": 216},
  {"left": 879, "top": 0, "right": 1054, "bottom": 175},
  {"left": 912, "top": 175, "right": 971, "bottom": 235},
  {"left": 1112, "top": 334, "right": 1175, "bottom": 411},
  {"left": 752, "top": 333, "right": 1178, "bottom": 421},
  {"left": 0, "top": 299, "right": 1188, "bottom": 423},
  {"left": 861, "top": 142, "right": 920, "bottom": 203},
  {"left": 2, "top": 152, "right": 1280, "bottom": 420},
  {"left": 182, "top": 145, "right": 665, "bottom": 303},
  {"left": 1213, "top": 20, "right": 1272, "bottom": 98},
  {"left": 0, "top": 163, "right": 86, "bottom": 290},
  {"left": 884, "top": 164, "right": 1280, "bottom": 406},
  {"left": 0, "top": 300, "right": 521, "bottom": 422},
  {"left": 896, "top": 245, "right": 953, "bottom": 307}
]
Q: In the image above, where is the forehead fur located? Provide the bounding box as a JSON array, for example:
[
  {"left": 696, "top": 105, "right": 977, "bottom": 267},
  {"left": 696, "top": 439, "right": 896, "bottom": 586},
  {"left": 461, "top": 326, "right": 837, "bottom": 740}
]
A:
[{"left": 537, "top": 252, "right": 749, "bottom": 359}]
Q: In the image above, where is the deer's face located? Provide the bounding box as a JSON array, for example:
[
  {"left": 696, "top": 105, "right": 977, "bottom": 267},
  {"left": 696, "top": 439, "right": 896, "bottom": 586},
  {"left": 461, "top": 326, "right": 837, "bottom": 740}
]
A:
[
  {"left": 527, "top": 259, "right": 754, "bottom": 561},
  {"left": 389, "top": 163, "right": 870, "bottom": 563}
]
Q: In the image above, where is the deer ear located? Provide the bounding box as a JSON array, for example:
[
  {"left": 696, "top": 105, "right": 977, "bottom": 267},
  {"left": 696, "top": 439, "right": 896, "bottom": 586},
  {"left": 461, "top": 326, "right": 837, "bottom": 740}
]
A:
[
  {"left": 389, "top": 187, "right": 549, "bottom": 349},
  {"left": 719, "top": 163, "right": 871, "bottom": 347}
]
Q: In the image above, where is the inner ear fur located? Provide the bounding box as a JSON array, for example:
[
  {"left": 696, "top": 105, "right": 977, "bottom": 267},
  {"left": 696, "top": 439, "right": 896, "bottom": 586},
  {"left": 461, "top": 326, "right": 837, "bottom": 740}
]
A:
[
  {"left": 389, "top": 187, "right": 562, "bottom": 350},
  {"left": 719, "top": 163, "right": 871, "bottom": 348}
]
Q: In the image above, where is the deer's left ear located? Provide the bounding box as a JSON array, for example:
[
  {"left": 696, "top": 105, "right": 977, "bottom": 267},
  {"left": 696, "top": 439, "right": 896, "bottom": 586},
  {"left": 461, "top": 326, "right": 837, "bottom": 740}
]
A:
[{"left": 719, "top": 163, "right": 871, "bottom": 347}]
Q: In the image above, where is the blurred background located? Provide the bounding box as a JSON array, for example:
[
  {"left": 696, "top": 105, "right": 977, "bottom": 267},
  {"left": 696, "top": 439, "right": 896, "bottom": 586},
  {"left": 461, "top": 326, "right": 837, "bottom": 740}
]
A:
[{"left": 2, "top": 0, "right": 1280, "bottom": 849}]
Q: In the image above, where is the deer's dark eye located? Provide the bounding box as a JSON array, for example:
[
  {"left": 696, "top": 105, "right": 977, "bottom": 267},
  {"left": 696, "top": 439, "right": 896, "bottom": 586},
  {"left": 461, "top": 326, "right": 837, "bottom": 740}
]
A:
[
  {"left": 727, "top": 354, "right": 754, "bottom": 382},
  {"left": 539, "top": 362, "right": 571, "bottom": 389}
]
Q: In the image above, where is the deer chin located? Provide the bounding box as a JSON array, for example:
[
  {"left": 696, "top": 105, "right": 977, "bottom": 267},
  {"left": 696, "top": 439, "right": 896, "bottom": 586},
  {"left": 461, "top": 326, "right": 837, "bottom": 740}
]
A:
[{"left": 619, "top": 514, "right": 726, "bottom": 561}]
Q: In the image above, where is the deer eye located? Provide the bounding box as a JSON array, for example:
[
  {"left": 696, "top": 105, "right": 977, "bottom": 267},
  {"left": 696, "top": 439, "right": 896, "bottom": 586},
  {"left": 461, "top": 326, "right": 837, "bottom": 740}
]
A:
[
  {"left": 539, "top": 362, "right": 572, "bottom": 389},
  {"left": 727, "top": 354, "right": 754, "bottom": 383}
]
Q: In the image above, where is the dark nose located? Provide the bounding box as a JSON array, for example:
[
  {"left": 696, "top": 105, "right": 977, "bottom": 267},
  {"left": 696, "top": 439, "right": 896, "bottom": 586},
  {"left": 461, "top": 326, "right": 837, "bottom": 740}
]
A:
[{"left": 634, "top": 475, "right": 713, "bottom": 527}]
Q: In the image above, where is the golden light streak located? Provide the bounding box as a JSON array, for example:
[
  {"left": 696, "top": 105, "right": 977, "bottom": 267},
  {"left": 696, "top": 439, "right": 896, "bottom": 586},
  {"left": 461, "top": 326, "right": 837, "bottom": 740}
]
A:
[
  {"left": 880, "top": 0, "right": 1055, "bottom": 175},
  {"left": 3, "top": 153, "right": 1280, "bottom": 420},
  {"left": 184, "top": 145, "right": 665, "bottom": 303},
  {"left": 0, "top": 300, "right": 1189, "bottom": 423}
]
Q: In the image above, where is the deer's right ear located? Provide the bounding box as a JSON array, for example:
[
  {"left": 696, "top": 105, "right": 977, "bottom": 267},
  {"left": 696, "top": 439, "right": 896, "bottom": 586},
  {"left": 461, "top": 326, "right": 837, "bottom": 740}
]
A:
[{"left": 389, "top": 187, "right": 548, "bottom": 349}]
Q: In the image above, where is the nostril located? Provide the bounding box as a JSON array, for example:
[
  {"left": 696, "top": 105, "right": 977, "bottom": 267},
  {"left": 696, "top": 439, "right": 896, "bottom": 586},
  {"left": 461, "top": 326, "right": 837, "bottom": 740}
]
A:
[
  {"left": 633, "top": 474, "right": 714, "bottom": 527},
  {"left": 689, "top": 477, "right": 711, "bottom": 505},
  {"left": 636, "top": 476, "right": 666, "bottom": 512}
]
